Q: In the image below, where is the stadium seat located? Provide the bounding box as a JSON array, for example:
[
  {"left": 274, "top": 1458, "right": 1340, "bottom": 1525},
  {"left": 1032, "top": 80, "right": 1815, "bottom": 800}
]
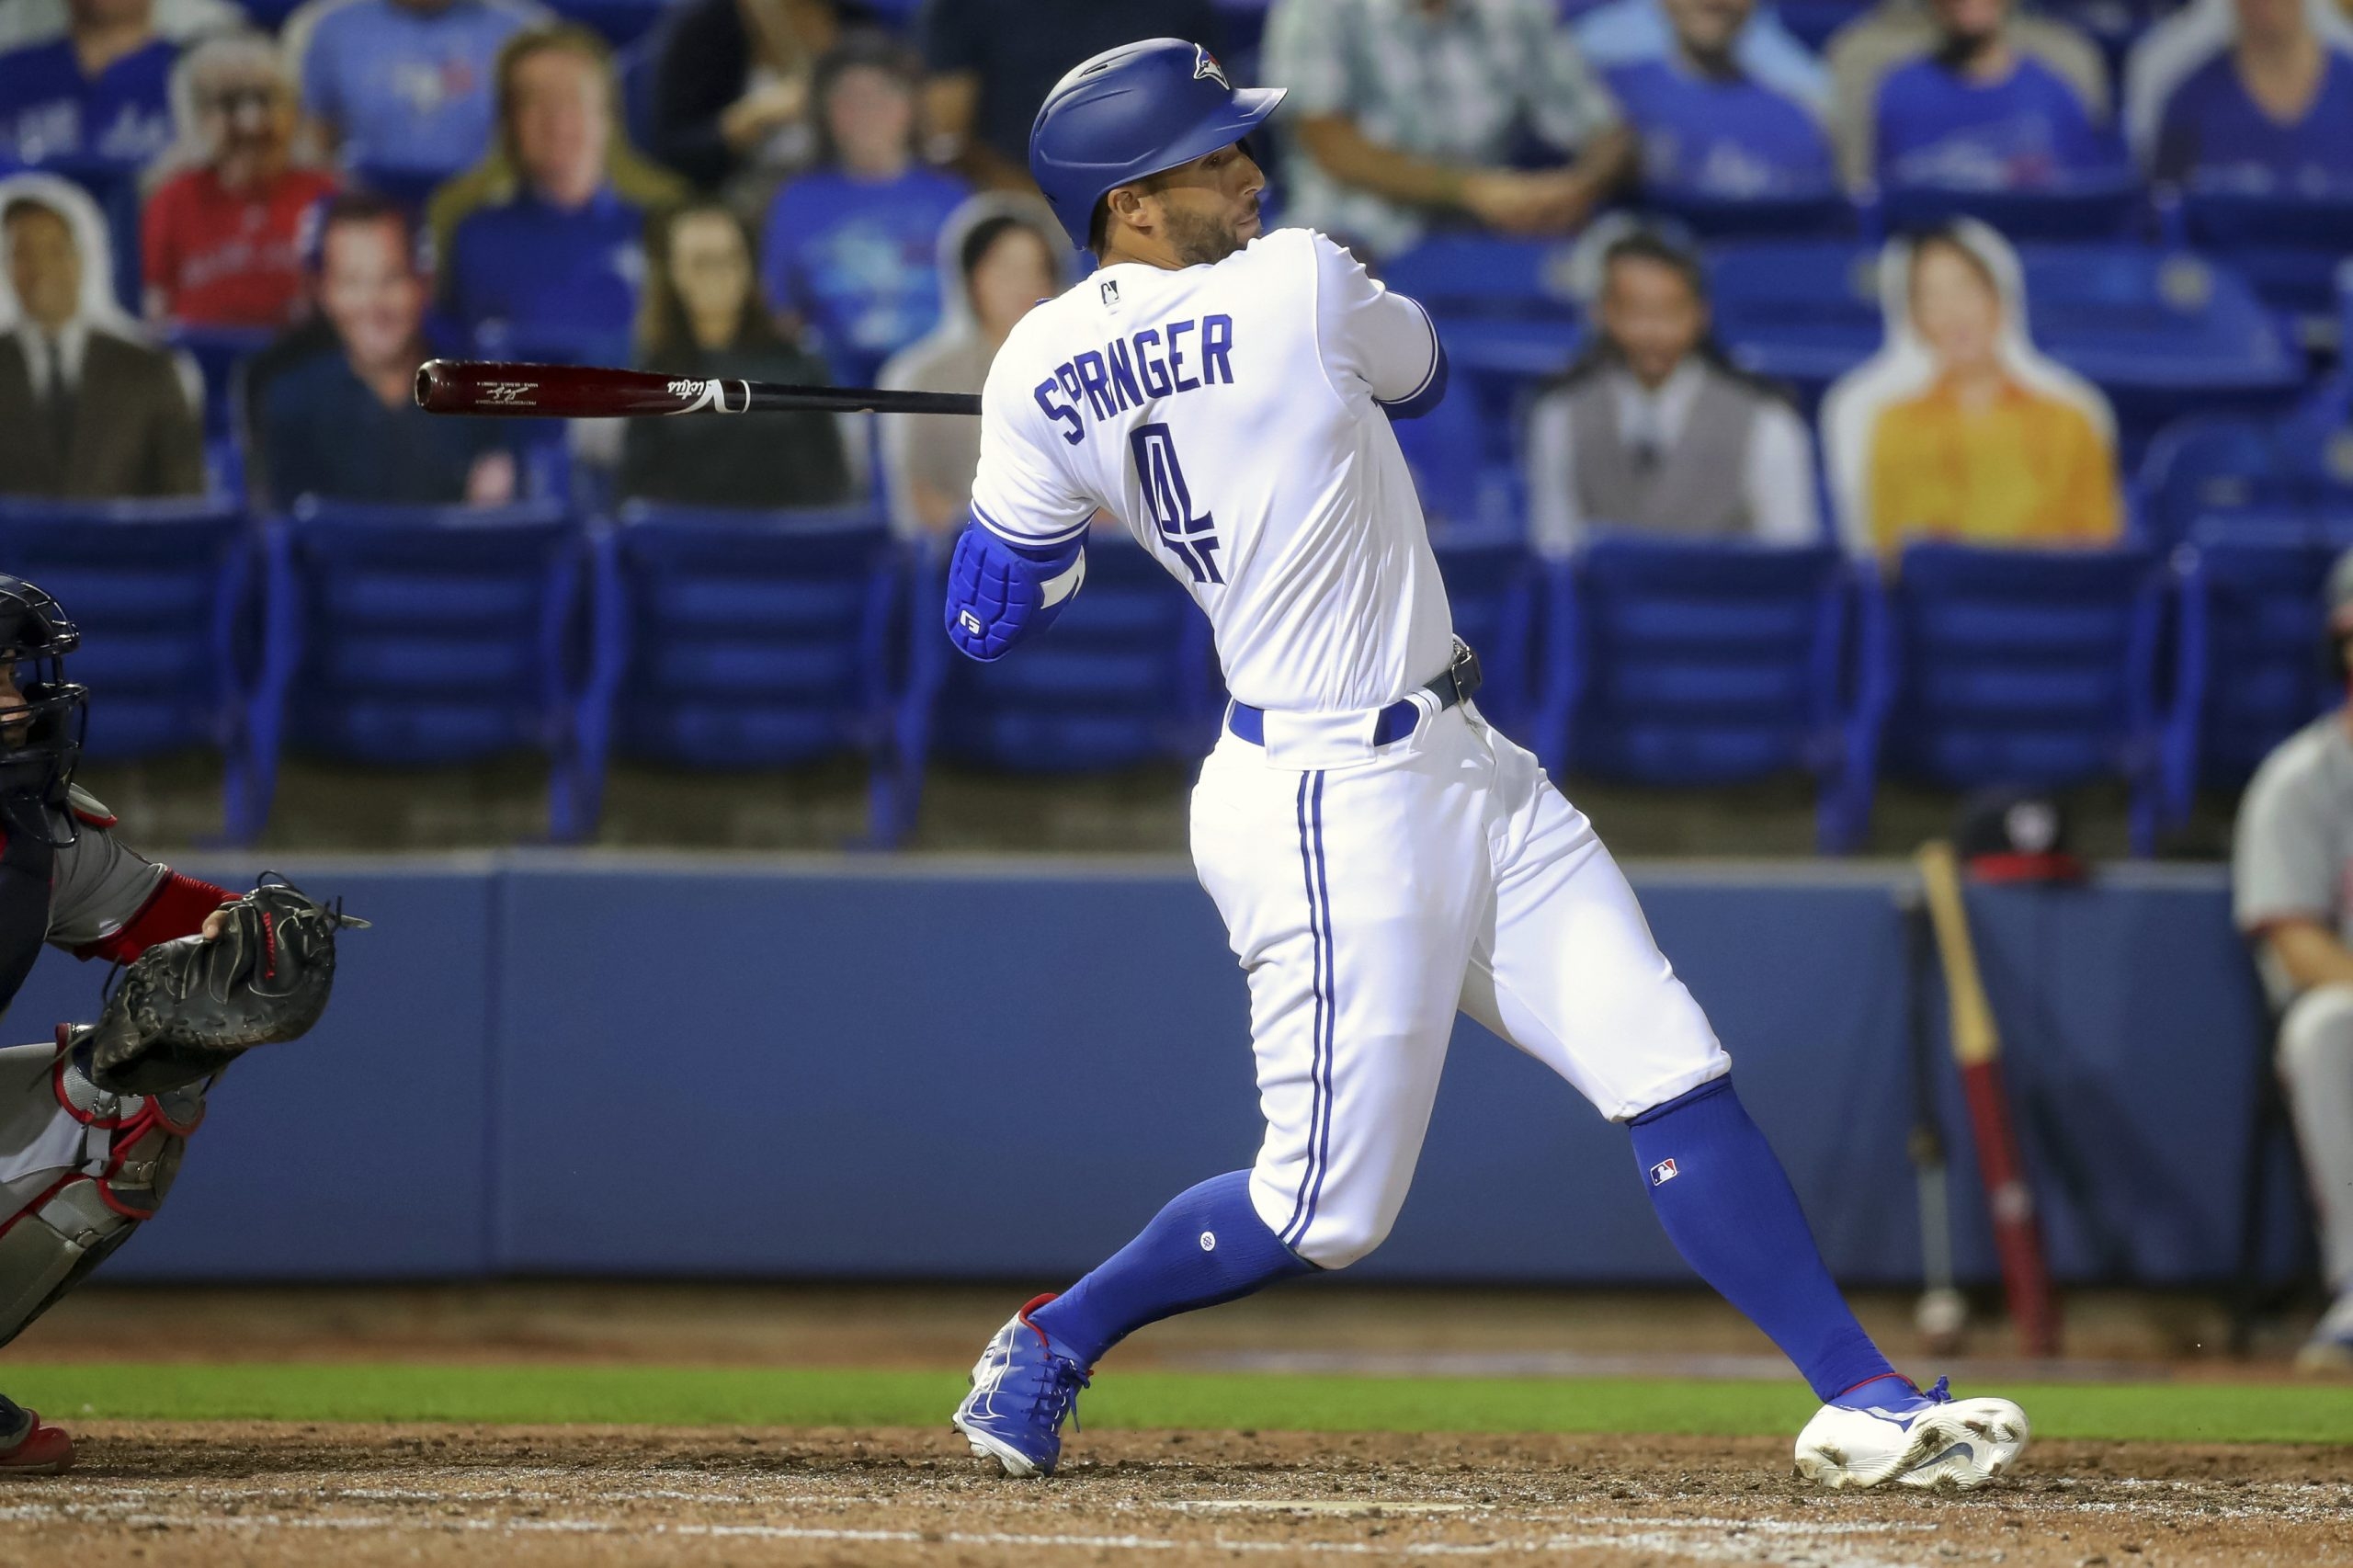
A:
[
  {"left": 2164, "top": 534, "right": 2334, "bottom": 819},
  {"left": 166, "top": 324, "right": 275, "bottom": 445},
  {"left": 2168, "top": 187, "right": 2353, "bottom": 323},
  {"left": 1640, "top": 187, "right": 1857, "bottom": 241},
  {"left": 1877, "top": 173, "right": 2146, "bottom": 243},
  {"left": 2020, "top": 245, "right": 2303, "bottom": 461},
  {"left": 1704, "top": 240, "right": 1881, "bottom": 404},
  {"left": 1428, "top": 528, "right": 1550, "bottom": 744},
  {"left": 899, "top": 530, "right": 1217, "bottom": 819},
  {"left": 261, "top": 500, "right": 605, "bottom": 842},
  {"left": 1392, "top": 386, "right": 1501, "bottom": 531},
  {"left": 1379, "top": 236, "right": 1585, "bottom": 455},
  {"left": 597, "top": 503, "right": 909, "bottom": 846},
  {"left": 2138, "top": 408, "right": 2353, "bottom": 548},
  {"left": 0, "top": 498, "right": 267, "bottom": 841},
  {"left": 1863, "top": 542, "right": 2169, "bottom": 853},
  {"left": 1551, "top": 536, "right": 1870, "bottom": 850}
]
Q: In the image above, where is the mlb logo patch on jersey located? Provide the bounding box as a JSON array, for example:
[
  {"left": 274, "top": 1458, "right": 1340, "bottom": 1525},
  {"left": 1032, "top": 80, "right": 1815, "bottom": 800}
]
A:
[
  {"left": 1648, "top": 1157, "right": 1679, "bottom": 1187},
  {"left": 1099, "top": 278, "right": 1120, "bottom": 307}
]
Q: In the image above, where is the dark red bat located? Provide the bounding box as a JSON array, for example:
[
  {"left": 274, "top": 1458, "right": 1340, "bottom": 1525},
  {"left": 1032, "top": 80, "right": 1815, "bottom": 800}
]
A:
[{"left": 413, "top": 359, "right": 983, "bottom": 419}]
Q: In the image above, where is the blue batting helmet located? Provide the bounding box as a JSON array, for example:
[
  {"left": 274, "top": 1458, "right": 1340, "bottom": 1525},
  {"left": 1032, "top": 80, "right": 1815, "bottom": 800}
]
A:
[{"left": 1028, "top": 38, "right": 1284, "bottom": 251}]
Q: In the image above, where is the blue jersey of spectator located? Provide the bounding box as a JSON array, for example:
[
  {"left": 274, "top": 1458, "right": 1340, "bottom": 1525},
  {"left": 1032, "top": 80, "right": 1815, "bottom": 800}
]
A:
[
  {"left": 261, "top": 342, "right": 513, "bottom": 504},
  {"left": 297, "top": 0, "right": 540, "bottom": 178},
  {"left": 445, "top": 186, "right": 646, "bottom": 364},
  {"left": 1875, "top": 53, "right": 2118, "bottom": 188},
  {"left": 0, "top": 34, "right": 176, "bottom": 166},
  {"left": 2154, "top": 46, "right": 2353, "bottom": 191},
  {"left": 1575, "top": 0, "right": 1827, "bottom": 110},
  {"left": 760, "top": 165, "right": 969, "bottom": 388},
  {"left": 1606, "top": 58, "right": 1836, "bottom": 196}
]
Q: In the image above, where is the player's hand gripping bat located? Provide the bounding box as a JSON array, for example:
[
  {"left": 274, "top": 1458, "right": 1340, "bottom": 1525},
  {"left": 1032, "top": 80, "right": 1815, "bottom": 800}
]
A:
[{"left": 414, "top": 359, "right": 984, "bottom": 419}]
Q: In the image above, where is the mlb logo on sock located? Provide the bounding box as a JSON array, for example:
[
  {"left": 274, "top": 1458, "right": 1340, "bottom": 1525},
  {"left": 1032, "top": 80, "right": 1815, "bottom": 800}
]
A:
[{"left": 1649, "top": 1157, "right": 1679, "bottom": 1187}]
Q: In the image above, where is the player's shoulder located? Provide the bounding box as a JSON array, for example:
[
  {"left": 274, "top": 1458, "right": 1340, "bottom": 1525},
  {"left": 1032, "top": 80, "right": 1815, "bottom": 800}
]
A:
[
  {"left": 2247, "top": 716, "right": 2351, "bottom": 812},
  {"left": 63, "top": 784, "right": 118, "bottom": 831}
]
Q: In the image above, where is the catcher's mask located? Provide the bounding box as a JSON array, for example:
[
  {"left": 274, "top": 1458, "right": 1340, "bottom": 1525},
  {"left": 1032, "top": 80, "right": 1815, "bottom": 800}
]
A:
[{"left": 0, "top": 574, "right": 88, "bottom": 813}]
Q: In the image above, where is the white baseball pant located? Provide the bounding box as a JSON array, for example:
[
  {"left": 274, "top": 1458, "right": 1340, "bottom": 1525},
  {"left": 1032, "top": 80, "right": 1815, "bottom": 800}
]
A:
[{"left": 1190, "top": 699, "right": 1731, "bottom": 1268}]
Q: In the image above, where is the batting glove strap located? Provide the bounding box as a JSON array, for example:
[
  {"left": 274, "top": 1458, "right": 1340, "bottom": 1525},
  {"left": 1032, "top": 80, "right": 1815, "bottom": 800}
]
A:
[{"left": 945, "top": 522, "right": 1086, "bottom": 663}]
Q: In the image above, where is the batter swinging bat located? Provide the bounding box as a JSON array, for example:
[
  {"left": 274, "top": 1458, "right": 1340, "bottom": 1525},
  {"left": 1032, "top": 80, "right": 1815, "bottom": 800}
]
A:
[
  {"left": 1915, "top": 841, "right": 2062, "bottom": 1358},
  {"left": 413, "top": 359, "right": 985, "bottom": 419}
]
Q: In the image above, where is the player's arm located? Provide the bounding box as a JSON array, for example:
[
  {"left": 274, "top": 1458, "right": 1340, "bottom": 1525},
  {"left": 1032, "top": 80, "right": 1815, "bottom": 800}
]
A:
[
  {"left": 944, "top": 351, "right": 1097, "bottom": 663},
  {"left": 44, "top": 791, "right": 234, "bottom": 964},
  {"left": 2234, "top": 753, "right": 2348, "bottom": 990},
  {"left": 2262, "top": 919, "right": 2353, "bottom": 992},
  {"left": 1310, "top": 233, "right": 1449, "bottom": 419}
]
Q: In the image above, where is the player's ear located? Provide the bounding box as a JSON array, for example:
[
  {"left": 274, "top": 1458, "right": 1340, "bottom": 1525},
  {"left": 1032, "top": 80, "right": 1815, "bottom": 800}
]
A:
[{"left": 1104, "top": 182, "right": 1151, "bottom": 241}]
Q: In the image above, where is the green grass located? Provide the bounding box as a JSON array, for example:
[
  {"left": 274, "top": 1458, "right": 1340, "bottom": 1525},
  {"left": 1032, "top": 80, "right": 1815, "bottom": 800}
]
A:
[{"left": 6, "top": 1364, "right": 2350, "bottom": 1445}]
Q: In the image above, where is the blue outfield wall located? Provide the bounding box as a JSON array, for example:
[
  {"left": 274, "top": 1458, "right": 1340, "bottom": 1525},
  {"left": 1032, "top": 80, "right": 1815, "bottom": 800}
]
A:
[{"left": 8, "top": 855, "right": 2284, "bottom": 1289}]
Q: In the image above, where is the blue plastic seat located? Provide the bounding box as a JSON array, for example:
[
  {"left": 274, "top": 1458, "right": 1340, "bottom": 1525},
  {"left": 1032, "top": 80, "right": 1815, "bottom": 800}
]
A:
[
  {"left": 1380, "top": 235, "right": 1585, "bottom": 454},
  {"left": 1392, "top": 388, "right": 1496, "bottom": 529},
  {"left": 1429, "top": 529, "right": 1548, "bottom": 742},
  {"left": 2138, "top": 415, "right": 2304, "bottom": 547},
  {"left": 263, "top": 500, "right": 604, "bottom": 841},
  {"left": 2019, "top": 246, "right": 2303, "bottom": 461},
  {"left": 1704, "top": 240, "right": 1881, "bottom": 403},
  {"left": 165, "top": 324, "right": 274, "bottom": 444},
  {"left": 901, "top": 532, "right": 1217, "bottom": 805},
  {"left": 1552, "top": 536, "right": 1869, "bottom": 849},
  {"left": 0, "top": 498, "right": 266, "bottom": 839},
  {"left": 599, "top": 504, "right": 907, "bottom": 844},
  {"left": 1878, "top": 173, "right": 2146, "bottom": 242},
  {"left": 2138, "top": 407, "right": 2353, "bottom": 549},
  {"left": 2165, "top": 535, "right": 2334, "bottom": 819},
  {"left": 2174, "top": 187, "right": 2353, "bottom": 321},
  {"left": 1642, "top": 186, "right": 1857, "bottom": 241},
  {"left": 1864, "top": 542, "right": 2168, "bottom": 852}
]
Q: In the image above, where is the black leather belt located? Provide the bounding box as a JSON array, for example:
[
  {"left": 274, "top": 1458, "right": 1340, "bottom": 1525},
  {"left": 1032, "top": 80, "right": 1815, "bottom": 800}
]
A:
[{"left": 1228, "top": 642, "right": 1483, "bottom": 747}]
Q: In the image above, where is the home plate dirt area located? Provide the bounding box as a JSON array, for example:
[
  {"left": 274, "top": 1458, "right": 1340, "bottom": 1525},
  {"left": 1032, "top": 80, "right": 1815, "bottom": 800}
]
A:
[{"left": 4, "top": 1425, "right": 2349, "bottom": 1568}]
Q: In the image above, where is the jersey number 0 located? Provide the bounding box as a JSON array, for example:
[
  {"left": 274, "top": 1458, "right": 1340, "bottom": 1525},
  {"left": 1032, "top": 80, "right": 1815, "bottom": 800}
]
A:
[{"left": 1130, "top": 423, "right": 1224, "bottom": 585}]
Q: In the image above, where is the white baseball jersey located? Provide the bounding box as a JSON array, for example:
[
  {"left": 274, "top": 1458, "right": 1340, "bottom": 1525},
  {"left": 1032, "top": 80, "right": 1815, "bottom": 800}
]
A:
[
  {"left": 969, "top": 227, "right": 1454, "bottom": 714},
  {"left": 970, "top": 227, "right": 1725, "bottom": 1271}
]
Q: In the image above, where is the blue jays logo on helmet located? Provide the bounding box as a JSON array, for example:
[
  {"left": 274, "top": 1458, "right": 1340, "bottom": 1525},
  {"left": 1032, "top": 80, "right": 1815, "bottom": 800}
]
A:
[{"left": 1028, "top": 37, "right": 1286, "bottom": 251}]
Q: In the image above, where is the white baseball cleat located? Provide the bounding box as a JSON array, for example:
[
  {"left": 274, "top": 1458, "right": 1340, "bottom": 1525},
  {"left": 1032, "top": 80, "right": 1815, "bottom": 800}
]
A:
[{"left": 1793, "top": 1375, "right": 2029, "bottom": 1490}]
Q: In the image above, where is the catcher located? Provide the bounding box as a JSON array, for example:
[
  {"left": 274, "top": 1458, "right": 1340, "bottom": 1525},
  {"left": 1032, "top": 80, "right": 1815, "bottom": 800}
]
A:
[{"left": 0, "top": 574, "right": 362, "bottom": 1475}]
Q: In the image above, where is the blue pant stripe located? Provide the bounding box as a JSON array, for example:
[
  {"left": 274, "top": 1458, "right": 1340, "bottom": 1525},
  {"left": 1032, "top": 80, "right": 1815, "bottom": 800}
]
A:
[
  {"left": 1278, "top": 771, "right": 1324, "bottom": 1247},
  {"left": 1297, "top": 770, "right": 1337, "bottom": 1243}
]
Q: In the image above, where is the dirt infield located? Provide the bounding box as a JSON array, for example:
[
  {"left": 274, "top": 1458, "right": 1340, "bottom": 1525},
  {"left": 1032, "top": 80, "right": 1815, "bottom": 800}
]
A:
[{"left": 4, "top": 1423, "right": 2349, "bottom": 1567}]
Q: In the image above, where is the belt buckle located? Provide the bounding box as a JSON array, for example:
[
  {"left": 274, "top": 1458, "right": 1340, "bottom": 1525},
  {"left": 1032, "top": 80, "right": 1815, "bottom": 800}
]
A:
[{"left": 1445, "top": 641, "right": 1482, "bottom": 705}]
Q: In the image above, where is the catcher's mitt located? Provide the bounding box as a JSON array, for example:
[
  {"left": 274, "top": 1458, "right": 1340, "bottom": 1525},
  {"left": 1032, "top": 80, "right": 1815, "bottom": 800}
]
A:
[{"left": 86, "top": 876, "right": 369, "bottom": 1096}]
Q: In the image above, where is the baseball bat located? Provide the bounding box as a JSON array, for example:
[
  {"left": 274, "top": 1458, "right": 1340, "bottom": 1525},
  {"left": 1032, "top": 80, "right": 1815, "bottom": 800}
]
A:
[
  {"left": 1896, "top": 884, "right": 1968, "bottom": 1353},
  {"left": 413, "top": 359, "right": 984, "bottom": 418},
  {"left": 1915, "top": 840, "right": 2063, "bottom": 1357}
]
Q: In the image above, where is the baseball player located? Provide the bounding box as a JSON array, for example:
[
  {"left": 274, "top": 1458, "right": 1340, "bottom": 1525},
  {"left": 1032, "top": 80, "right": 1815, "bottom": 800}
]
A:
[
  {"left": 0, "top": 575, "right": 359, "bottom": 1476},
  {"left": 2234, "top": 548, "right": 2353, "bottom": 1372},
  {"left": 941, "top": 40, "right": 2029, "bottom": 1488}
]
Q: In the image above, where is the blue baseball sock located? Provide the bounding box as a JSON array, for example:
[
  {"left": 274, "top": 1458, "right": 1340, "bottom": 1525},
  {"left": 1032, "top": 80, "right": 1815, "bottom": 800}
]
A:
[
  {"left": 1629, "top": 1075, "right": 1895, "bottom": 1403},
  {"left": 1029, "top": 1170, "right": 1313, "bottom": 1368}
]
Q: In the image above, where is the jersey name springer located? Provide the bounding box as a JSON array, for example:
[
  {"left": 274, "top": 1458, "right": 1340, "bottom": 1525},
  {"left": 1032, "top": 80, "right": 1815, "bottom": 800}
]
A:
[{"left": 1033, "top": 313, "right": 1236, "bottom": 445}]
